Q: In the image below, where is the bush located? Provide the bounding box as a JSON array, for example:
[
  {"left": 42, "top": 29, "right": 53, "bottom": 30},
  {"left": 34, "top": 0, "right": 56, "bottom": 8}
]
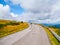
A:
[
  {"left": 6, "top": 22, "right": 20, "bottom": 25},
  {"left": 21, "top": 21, "right": 23, "bottom": 23},
  {"left": 0, "top": 24, "right": 6, "bottom": 28}
]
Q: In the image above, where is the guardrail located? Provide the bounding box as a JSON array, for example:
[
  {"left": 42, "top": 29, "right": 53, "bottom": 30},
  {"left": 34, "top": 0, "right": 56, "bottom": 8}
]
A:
[{"left": 48, "top": 28, "right": 60, "bottom": 42}]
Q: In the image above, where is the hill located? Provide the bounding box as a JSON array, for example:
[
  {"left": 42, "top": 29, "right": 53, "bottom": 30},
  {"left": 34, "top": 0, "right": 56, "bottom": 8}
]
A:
[
  {"left": 53, "top": 24, "right": 60, "bottom": 28},
  {"left": 0, "top": 19, "right": 29, "bottom": 38}
]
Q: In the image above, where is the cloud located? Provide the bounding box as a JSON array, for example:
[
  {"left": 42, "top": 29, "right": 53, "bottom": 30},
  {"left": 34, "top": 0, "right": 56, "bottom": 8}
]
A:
[
  {"left": 29, "top": 18, "right": 60, "bottom": 24},
  {"left": 9, "top": 0, "right": 52, "bottom": 20},
  {"left": 3, "top": 0, "right": 60, "bottom": 24},
  {"left": 10, "top": 13, "right": 18, "bottom": 17},
  {"left": 16, "top": 12, "right": 50, "bottom": 22},
  {"left": 0, "top": 4, "right": 10, "bottom": 16},
  {"left": 49, "top": 1, "right": 60, "bottom": 19},
  {"left": 0, "top": 4, "right": 18, "bottom": 20},
  {"left": 0, "top": 4, "right": 10, "bottom": 19}
]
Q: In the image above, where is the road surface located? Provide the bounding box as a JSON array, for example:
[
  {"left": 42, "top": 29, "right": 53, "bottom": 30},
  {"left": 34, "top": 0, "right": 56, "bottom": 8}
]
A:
[{"left": 13, "top": 24, "right": 51, "bottom": 45}]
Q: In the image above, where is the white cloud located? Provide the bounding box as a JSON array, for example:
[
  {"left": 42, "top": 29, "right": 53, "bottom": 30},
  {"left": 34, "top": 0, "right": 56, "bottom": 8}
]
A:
[
  {"left": 0, "top": 4, "right": 10, "bottom": 16},
  {"left": 10, "top": 0, "right": 52, "bottom": 11},
  {"left": 10, "top": 13, "right": 18, "bottom": 17},
  {"left": 19, "top": 12, "right": 50, "bottom": 21},
  {"left": 30, "top": 18, "right": 60, "bottom": 24},
  {"left": 0, "top": 4, "right": 10, "bottom": 19},
  {"left": 0, "top": 4, "right": 18, "bottom": 20},
  {"left": 9, "top": 0, "right": 52, "bottom": 21}
]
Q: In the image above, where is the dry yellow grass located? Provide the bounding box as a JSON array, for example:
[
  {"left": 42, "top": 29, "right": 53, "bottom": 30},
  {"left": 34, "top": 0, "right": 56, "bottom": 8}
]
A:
[
  {"left": 0, "top": 20, "right": 11, "bottom": 24},
  {"left": 0, "top": 20, "right": 29, "bottom": 38},
  {"left": 49, "top": 27, "right": 60, "bottom": 36}
]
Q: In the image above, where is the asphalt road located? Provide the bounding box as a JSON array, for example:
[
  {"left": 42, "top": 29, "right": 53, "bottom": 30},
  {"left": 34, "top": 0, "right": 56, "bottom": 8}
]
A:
[{"left": 13, "top": 24, "right": 51, "bottom": 45}]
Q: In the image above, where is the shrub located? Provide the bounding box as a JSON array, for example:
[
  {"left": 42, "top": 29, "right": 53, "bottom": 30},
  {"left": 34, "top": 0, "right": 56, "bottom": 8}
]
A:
[
  {"left": 0, "top": 24, "right": 6, "bottom": 29},
  {"left": 21, "top": 21, "right": 23, "bottom": 23}
]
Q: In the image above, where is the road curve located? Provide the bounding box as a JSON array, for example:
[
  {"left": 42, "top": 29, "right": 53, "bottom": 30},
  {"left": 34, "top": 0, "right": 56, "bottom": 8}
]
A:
[{"left": 13, "top": 24, "right": 51, "bottom": 45}]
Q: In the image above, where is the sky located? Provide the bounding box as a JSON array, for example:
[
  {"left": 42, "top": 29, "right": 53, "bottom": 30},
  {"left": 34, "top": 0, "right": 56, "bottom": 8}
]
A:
[{"left": 0, "top": 0, "right": 60, "bottom": 24}]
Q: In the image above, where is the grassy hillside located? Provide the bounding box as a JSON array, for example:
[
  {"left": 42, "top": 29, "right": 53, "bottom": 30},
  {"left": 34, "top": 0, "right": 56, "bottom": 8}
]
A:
[
  {"left": 0, "top": 20, "right": 11, "bottom": 24},
  {"left": 48, "top": 26, "right": 60, "bottom": 36},
  {"left": 0, "top": 20, "right": 29, "bottom": 38}
]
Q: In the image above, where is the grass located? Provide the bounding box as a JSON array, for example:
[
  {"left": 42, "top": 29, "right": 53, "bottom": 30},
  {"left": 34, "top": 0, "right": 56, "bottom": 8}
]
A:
[
  {"left": 49, "top": 27, "right": 60, "bottom": 36},
  {"left": 42, "top": 26, "right": 60, "bottom": 45},
  {"left": 0, "top": 20, "right": 29, "bottom": 38},
  {"left": 0, "top": 20, "right": 11, "bottom": 24}
]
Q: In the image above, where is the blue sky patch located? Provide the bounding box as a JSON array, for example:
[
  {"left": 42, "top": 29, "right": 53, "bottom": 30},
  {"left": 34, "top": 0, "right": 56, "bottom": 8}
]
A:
[{"left": 0, "top": 0, "right": 24, "bottom": 15}]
